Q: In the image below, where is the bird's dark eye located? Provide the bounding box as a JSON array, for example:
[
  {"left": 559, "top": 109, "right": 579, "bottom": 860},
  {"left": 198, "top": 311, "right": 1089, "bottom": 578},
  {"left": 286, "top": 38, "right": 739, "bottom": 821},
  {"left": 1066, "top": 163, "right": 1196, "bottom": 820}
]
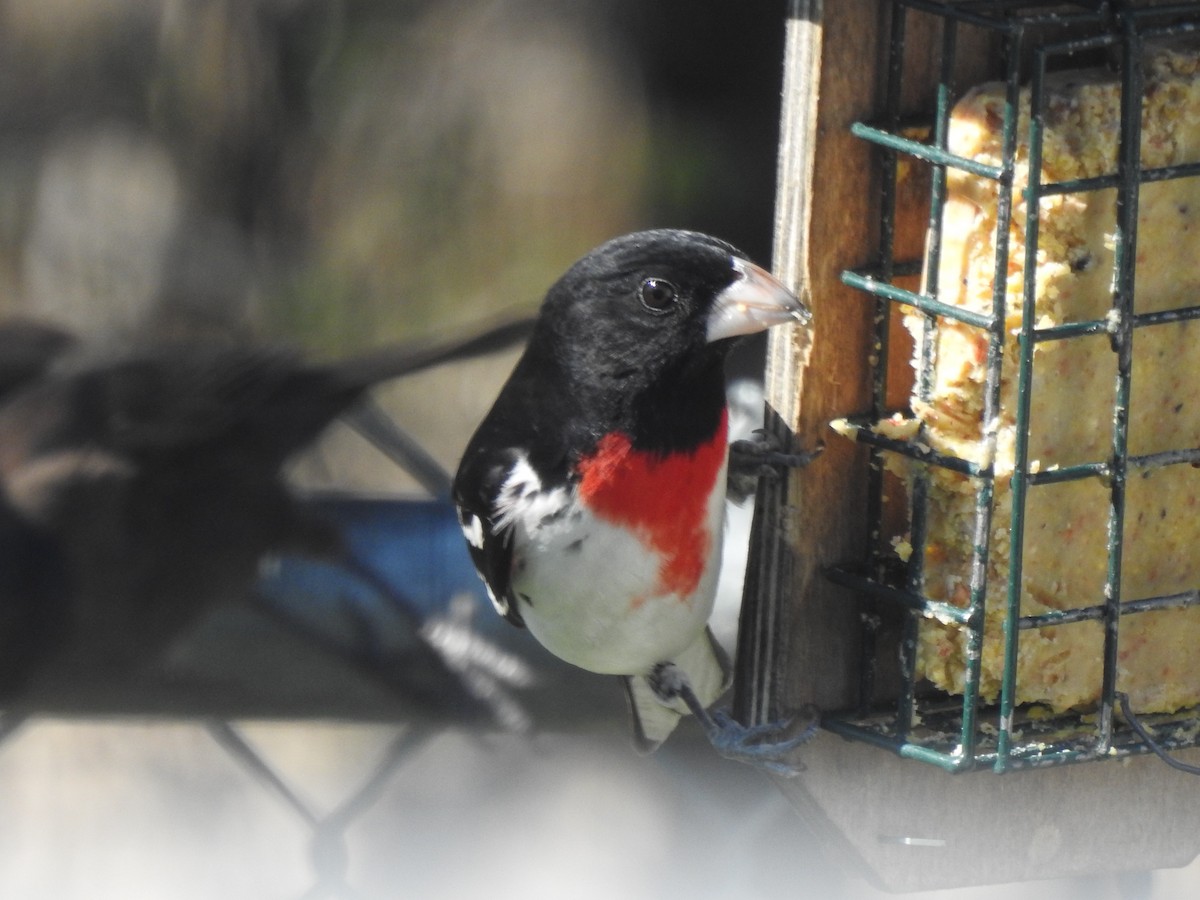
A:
[{"left": 639, "top": 278, "right": 678, "bottom": 312}]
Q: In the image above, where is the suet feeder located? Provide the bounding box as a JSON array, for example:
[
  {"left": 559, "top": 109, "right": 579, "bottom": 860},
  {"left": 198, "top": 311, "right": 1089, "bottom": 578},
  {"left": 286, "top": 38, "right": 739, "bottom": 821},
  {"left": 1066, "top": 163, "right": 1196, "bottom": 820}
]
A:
[{"left": 735, "top": 0, "right": 1200, "bottom": 890}]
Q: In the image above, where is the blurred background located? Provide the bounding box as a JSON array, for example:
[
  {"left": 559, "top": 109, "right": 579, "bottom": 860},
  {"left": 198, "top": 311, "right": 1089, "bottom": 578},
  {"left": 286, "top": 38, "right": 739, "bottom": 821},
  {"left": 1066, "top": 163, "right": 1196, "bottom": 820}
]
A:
[{"left": 0, "top": 1, "right": 1198, "bottom": 898}]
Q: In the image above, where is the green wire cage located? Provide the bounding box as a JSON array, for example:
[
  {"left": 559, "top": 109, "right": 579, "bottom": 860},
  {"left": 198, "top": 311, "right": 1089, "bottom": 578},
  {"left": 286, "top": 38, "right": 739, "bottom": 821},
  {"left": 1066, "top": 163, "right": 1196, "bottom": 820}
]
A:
[{"left": 824, "top": 0, "right": 1200, "bottom": 774}]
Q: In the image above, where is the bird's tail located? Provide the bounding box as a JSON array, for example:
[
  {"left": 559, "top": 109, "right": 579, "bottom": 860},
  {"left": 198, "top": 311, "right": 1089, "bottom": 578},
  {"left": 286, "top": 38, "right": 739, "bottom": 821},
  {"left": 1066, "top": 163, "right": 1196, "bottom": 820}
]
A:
[{"left": 622, "top": 627, "right": 732, "bottom": 753}]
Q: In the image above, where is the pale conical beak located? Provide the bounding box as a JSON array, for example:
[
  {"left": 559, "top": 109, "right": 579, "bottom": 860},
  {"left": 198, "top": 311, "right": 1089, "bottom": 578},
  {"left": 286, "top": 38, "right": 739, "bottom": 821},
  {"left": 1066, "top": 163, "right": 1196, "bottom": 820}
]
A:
[{"left": 706, "top": 258, "right": 811, "bottom": 344}]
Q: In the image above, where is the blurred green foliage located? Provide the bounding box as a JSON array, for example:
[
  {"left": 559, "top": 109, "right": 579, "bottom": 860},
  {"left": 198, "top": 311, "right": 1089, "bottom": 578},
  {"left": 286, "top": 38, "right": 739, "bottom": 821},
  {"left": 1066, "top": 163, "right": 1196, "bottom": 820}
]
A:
[{"left": 0, "top": 0, "right": 784, "bottom": 354}]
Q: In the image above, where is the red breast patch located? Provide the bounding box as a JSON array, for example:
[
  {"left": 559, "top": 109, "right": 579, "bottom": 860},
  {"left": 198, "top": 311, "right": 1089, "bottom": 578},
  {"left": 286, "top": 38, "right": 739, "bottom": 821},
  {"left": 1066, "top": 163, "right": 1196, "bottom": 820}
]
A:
[{"left": 576, "top": 408, "right": 728, "bottom": 599}]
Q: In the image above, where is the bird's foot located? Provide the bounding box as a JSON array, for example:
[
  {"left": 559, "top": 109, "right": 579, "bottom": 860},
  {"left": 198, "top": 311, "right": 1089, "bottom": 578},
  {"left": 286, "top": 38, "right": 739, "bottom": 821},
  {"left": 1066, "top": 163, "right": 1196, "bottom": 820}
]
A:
[
  {"left": 700, "top": 706, "right": 819, "bottom": 777},
  {"left": 649, "top": 663, "right": 818, "bottom": 777},
  {"left": 729, "top": 429, "right": 823, "bottom": 480}
]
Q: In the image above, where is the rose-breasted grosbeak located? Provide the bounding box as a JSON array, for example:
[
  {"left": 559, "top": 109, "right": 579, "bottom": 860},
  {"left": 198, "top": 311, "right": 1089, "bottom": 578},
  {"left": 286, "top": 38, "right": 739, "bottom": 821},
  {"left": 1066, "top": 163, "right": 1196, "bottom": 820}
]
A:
[{"left": 453, "top": 229, "right": 814, "bottom": 772}]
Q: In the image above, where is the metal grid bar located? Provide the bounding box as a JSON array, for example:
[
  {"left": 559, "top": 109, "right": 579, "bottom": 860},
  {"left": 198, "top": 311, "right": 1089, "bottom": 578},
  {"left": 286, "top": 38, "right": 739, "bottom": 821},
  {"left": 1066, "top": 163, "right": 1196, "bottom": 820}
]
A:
[
  {"left": 208, "top": 720, "right": 432, "bottom": 900},
  {"left": 1097, "top": 14, "right": 1143, "bottom": 756},
  {"left": 0, "top": 713, "right": 434, "bottom": 899},
  {"left": 826, "top": 565, "right": 974, "bottom": 625},
  {"left": 849, "top": 123, "right": 1005, "bottom": 180},
  {"left": 972, "top": 23, "right": 1024, "bottom": 770},
  {"left": 857, "top": 0, "right": 909, "bottom": 719},
  {"left": 899, "top": 0, "right": 1105, "bottom": 31},
  {"left": 1019, "top": 588, "right": 1200, "bottom": 628},
  {"left": 841, "top": 271, "right": 995, "bottom": 328},
  {"left": 899, "top": 9, "right": 966, "bottom": 747},
  {"left": 826, "top": 0, "right": 1200, "bottom": 773}
]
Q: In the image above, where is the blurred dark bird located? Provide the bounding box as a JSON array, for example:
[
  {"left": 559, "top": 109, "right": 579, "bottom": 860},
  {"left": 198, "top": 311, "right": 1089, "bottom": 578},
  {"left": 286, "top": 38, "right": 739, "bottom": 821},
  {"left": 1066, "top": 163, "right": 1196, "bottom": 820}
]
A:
[
  {"left": 0, "top": 314, "right": 533, "bottom": 707},
  {"left": 453, "top": 229, "right": 816, "bottom": 774},
  {"left": 0, "top": 319, "right": 77, "bottom": 402}
]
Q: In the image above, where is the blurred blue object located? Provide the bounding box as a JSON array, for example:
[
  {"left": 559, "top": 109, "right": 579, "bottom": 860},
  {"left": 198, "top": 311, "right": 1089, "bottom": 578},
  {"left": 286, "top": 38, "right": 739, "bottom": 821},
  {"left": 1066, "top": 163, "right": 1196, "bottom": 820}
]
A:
[
  {"left": 255, "top": 493, "right": 539, "bottom": 730},
  {"left": 258, "top": 494, "right": 487, "bottom": 622}
]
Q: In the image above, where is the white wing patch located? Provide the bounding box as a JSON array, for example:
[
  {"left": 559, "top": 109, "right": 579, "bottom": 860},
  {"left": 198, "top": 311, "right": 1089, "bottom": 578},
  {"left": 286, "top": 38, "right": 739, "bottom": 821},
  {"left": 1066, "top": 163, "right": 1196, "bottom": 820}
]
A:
[
  {"left": 483, "top": 583, "right": 507, "bottom": 618},
  {"left": 456, "top": 504, "right": 509, "bottom": 616},
  {"left": 493, "top": 454, "right": 570, "bottom": 533},
  {"left": 457, "top": 506, "right": 486, "bottom": 550},
  {"left": 456, "top": 453, "right": 570, "bottom": 622}
]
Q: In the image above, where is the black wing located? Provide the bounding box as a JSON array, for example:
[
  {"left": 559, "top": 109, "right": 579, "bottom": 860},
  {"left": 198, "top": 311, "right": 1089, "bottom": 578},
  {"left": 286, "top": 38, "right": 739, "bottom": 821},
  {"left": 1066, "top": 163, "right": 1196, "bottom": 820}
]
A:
[
  {"left": 452, "top": 449, "right": 523, "bottom": 628},
  {"left": 0, "top": 319, "right": 76, "bottom": 403}
]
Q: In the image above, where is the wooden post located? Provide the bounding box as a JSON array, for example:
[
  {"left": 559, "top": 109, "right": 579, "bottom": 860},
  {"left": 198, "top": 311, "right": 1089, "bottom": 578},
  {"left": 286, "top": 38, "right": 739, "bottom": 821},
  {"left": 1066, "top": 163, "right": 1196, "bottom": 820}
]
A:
[
  {"left": 736, "top": 1, "right": 1200, "bottom": 891},
  {"left": 738, "top": 0, "right": 891, "bottom": 725}
]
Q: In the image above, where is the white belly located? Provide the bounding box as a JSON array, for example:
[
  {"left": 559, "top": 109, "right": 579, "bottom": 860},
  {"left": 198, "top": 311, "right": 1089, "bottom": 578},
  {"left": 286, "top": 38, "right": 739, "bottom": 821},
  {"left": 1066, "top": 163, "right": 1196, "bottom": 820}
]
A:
[{"left": 509, "top": 477, "right": 726, "bottom": 676}]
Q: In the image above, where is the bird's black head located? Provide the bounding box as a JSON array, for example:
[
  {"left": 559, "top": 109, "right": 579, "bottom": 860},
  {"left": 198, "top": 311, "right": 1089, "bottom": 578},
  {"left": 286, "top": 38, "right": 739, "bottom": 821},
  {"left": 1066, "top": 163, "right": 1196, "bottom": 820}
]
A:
[{"left": 526, "top": 229, "right": 807, "bottom": 452}]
